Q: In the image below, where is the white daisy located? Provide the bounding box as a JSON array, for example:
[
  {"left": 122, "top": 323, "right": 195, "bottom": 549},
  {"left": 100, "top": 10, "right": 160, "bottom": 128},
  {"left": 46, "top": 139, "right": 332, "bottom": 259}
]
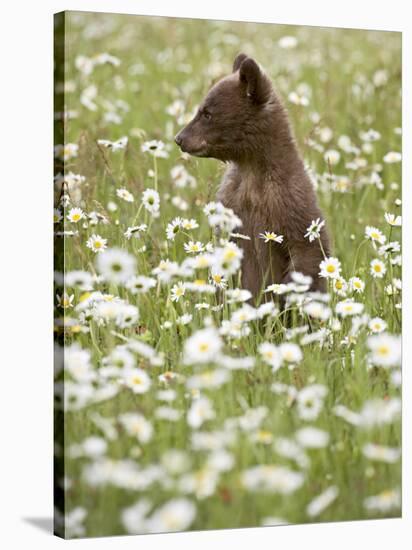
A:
[
  {"left": 368, "top": 317, "right": 387, "bottom": 334},
  {"left": 305, "top": 218, "right": 326, "bottom": 242},
  {"left": 170, "top": 282, "right": 186, "bottom": 302},
  {"left": 383, "top": 151, "right": 401, "bottom": 163},
  {"left": 125, "top": 275, "right": 156, "bottom": 294},
  {"left": 335, "top": 300, "right": 364, "bottom": 317},
  {"left": 319, "top": 257, "right": 341, "bottom": 279},
  {"left": 86, "top": 234, "right": 108, "bottom": 253},
  {"left": 96, "top": 248, "right": 136, "bottom": 284},
  {"left": 365, "top": 226, "right": 386, "bottom": 245},
  {"left": 349, "top": 277, "right": 365, "bottom": 293},
  {"left": 184, "top": 241, "right": 205, "bottom": 254},
  {"left": 370, "top": 258, "right": 386, "bottom": 278},
  {"left": 122, "top": 368, "right": 151, "bottom": 394},
  {"left": 384, "top": 212, "right": 401, "bottom": 226},
  {"left": 67, "top": 207, "right": 85, "bottom": 223},
  {"left": 183, "top": 327, "right": 222, "bottom": 365},
  {"left": 116, "top": 188, "right": 134, "bottom": 202},
  {"left": 259, "top": 231, "right": 284, "bottom": 244},
  {"left": 367, "top": 333, "right": 401, "bottom": 367},
  {"left": 141, "top": 188, "right": 160, "bottom": 215},
  {"left": 141, "top": 139, "right": 169, "bottom": 158}
]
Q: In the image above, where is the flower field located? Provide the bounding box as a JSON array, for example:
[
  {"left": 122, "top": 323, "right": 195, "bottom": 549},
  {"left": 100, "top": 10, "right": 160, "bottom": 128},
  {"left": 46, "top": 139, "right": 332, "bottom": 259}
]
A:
[{"left": 54, "top": 12, "right": 402, "bottom": 538}]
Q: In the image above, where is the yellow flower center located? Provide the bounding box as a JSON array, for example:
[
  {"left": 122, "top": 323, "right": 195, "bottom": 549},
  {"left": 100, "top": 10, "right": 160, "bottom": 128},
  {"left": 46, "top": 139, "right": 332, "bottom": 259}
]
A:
[
  {"left": 72, "top": 213, "right": 81, "bottom": 221},
  {"left": 79, "top": 292, "right": 91, "bottom": 302},
  {"left": 94, "top": 241, "right": 102, "bottom": 248},
  {"left": 377, "top": 345, "right": 389, "bottom": 356},
  {"left": 335, "top": 280, "right": 343, "bottom": 289},
  {"left": 326, "top": 264, "right": 336, "bottom": 273},
  {"left": 199, "top": 343, "right": 209, "bottom": 353},
  {"left": 224, "top": 249, "right": 237, "bottom": 261},
  {"left": 374, "top": 264, "right": 382, "bottom": 272}
]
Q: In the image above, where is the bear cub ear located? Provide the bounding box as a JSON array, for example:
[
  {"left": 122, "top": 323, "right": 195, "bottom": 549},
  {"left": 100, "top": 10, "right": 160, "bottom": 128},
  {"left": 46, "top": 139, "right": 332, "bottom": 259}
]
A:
[
  {"left": 232, "top": 53, "right": 248, "bottom": 72},
  {"left": 237, "top": 56, "right": 271, "bottom": 105}
]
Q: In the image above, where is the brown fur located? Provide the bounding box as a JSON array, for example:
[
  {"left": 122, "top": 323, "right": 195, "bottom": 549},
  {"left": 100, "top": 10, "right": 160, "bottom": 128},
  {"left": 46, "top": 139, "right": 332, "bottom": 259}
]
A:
[{"left": 175, "top": 53, "right": 330, "bottom": 298}]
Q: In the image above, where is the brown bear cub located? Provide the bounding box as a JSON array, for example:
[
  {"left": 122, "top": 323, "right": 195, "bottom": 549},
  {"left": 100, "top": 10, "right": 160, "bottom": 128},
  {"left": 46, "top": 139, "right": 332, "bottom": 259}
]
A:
[{"left": 175, "top": 53, "right": 330, "bottom": 299}]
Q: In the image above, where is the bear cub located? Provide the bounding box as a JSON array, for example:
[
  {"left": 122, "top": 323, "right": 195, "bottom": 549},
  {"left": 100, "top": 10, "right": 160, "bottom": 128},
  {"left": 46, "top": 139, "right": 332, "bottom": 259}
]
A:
[{"left": 175, "top": 53, "right": 330, "bottom": 298}]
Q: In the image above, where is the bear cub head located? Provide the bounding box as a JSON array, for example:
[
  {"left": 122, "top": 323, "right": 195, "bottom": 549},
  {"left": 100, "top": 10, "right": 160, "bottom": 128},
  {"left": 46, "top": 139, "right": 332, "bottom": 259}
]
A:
[{"left": 175, "top": 53, "right": 275, "bottom": 162}]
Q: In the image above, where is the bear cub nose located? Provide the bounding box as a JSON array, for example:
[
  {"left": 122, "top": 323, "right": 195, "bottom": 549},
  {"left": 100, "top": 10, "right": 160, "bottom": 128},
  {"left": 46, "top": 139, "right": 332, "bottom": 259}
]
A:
[{"left": 175, "top": 134, "right": 183, "bottom": 146}]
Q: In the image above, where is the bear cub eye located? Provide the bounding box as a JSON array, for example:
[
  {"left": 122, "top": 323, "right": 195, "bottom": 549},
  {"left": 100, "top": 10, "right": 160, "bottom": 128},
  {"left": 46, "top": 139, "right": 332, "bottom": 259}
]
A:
[{"left": 202, "top": 109, "right": 212, "bottom": 121}]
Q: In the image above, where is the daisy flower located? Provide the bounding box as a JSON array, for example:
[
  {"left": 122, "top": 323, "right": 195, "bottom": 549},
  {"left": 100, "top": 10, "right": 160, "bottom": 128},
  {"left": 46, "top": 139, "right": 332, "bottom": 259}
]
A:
[
  {"left": 303, "top": 301, "right": 331, "bottom": 321},
  {"left": 379, "top": 241, "right": 400, "bottom": 257},
  {"left": 56, "top": 292, "right": 74, "bottom": 309},
  {"left": 297, "top": 384, "right": 328, "bottom": 421},
  {"left": 141, "top": 188, "right": 160, "bottom": 215},
  {"left": 305, "top": 218, "right": 325, "bottom": 242},
  {"left": 141, "top": 139, "right": 169, "bottom": 158},
  {"left": 279, "top": 343, "right": 303, "bottom": 364},
  {"left": 259, "top": 231, "right": 284, "bottom": 244},
  {"left": 384, "top": 212, "right": 402, "bottom": 227},
  {"left": 296, "top": 427, "right": 330, "bottom": 449},
  {"left": 176, "top": 314, "right": 193, "bottom": 326},
  {"left": 367, "top": 333, "right": 401, "bottom": 367},
  {"left": 324, "top": 149, "right": 340, "bottom": 165},
  {"left": 145, "top": 499, "right": 196, "bottom": 534},
  {"left": 184, "top": 241, "right": 205, "bottom": 254},
  {"left": 335, "top": 299, "right": 364, "bottom": 317},
  {"left": 170, "top": 282, "right": 186, "bottom": 302},
  {"left": 54, "top": 143, "right": 78, "bottom": 161},
  {"left": 349, "top": 277, "right": 365, "bottom": 293},
  {"left": 122, "top": 368, "right": 151, "bottom": 394},
  {"left": 183, "top": 327, "right": 222, "bottom": 365},
  {"left": 67, "top": 207, "right": 85, "bottom": 223},
  {"left": 332, "top": 276, "right": 348, "bottom": 296},
  {"left": 125, "top": 275, "right": 156, "bottom": 295},
  {"left": 319, "top": 257, "right": 341, "bottom": 279},
  {"left": 288, "top": 91, "right": 309, "bottom": 106},
  {"left": 365, "top": 226, "right": 386, "bottom": 245},
  {"left": 306, "top": 486, "right": 339, "bottom": 518},
  {"left": 370, "top": 259, "right": 386, "bottom": 278},
  {"left": 118, "top": 412, "right": 153, "bottom": 443},
  {"left": 166, "top": 217, "right": 183, "bottom": 241},
  {"left": 181, "top": 218, "right": 199, "bottom": 231},
  {"left": 96, "top": 248, "right": 136, "bottom": 284},
  {"left": 116, "top": 188, "right": 134, "bottom": 203},
  {"left": 213, "top": 242, "right": 243, "bottom": 276},
  {"left": 124, "top": 224, "right": 147, "bottom": 239},
  {"left": 187, "top": 396, "right": 215, "bottom": 428},
  {"left": 166, "top": 99, "right": 186, "bottom": 118},
  {"left": 364, "top": 489, "right": 400, "bottom": 513},
  {"left": 265, "top": 283, "right": 289, "bottom": 295},
  {"left": 278, "top": 35, "right": 298, "bottom": 49},
  {"left": 368, "top": 317, "right": 387, "bottom": 334},
  {"left": 97, "top": 136, "right": 128, "bottom": 151},
  {"left": 86, "top": 234, "right": 108, "bottom": 253},
  {"left": 383, "top": 151, "right": 401, "bottom": 163},
  {"left": 259, "top": 342, "right": 281, "bottom": 371},
  {"left": 209, "top": 272, "right": 228, "bottom": 289},
  {"left": 362, "top": 444, "right": 400, "bottom": 463}
]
